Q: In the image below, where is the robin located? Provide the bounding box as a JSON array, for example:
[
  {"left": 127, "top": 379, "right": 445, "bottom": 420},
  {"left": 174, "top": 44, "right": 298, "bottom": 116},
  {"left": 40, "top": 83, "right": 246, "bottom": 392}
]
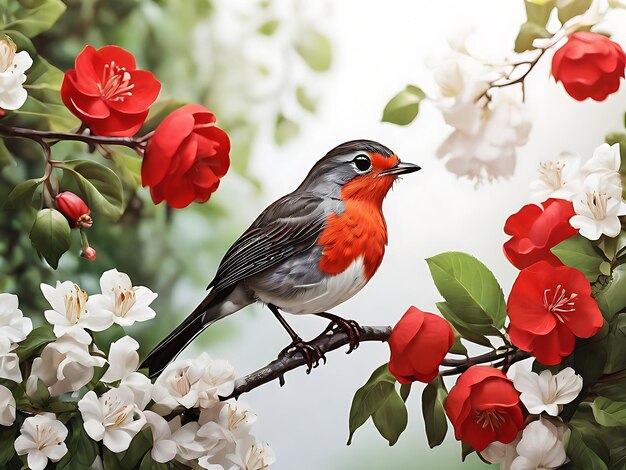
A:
[{"left": 142, "top": 139, "right": 420, "bottom": 377}]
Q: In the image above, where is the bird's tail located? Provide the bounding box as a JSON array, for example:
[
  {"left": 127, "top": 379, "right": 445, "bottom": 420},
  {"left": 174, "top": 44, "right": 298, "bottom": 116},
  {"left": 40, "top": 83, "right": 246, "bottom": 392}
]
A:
[{"left": 141, "top": 288, "right": 246, "bottom": 378}]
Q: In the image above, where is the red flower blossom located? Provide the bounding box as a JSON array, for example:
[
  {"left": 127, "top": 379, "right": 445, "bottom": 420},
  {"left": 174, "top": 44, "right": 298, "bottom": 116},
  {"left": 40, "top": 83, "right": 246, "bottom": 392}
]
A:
[
  {"left": 388, "top": 306, "right": 454, "bottom": 383},
  {"left": 61, "top": 45, "right": 161, "bottom": 136},
  {"left": 552, "top": 32, "right": 626, "bottom": 101},
  {"left": 445, "top": 366, "right": 524, "bottom": 452},
  {"left": 507, "top": 261, "right": 604, "bottom": 366},
  {"left": 503, "top": 199, "right": 577, "bottom": 270},
  {"left": 141, "top": 104, "right": 230, "bottom": 209},
  {"left": 55, "top": 192, "right": 92, "bottom": 228}
]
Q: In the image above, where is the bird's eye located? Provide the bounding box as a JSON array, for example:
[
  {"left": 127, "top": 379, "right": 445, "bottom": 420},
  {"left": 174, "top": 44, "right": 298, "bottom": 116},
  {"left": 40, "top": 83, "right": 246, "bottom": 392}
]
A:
[{"left": 353, "top": 154, "right": 371, "bottom": 172}]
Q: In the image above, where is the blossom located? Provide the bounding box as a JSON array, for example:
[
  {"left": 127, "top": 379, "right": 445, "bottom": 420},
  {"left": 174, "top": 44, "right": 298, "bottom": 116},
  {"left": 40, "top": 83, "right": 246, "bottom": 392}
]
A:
[
  {"left": 0, "top": 36, "right": 32, "bottom": 110},
  {"left": 60, "top": 45, "right": 160, "bottom": 136},
  {"left": 511, "top": 418, "right": 568, "bottom": 470},
  {"left": 481, "top": 435, "right": 521, "bottom": 470},
  {"left": 512, "top": 366, "right": 583, "bottom": 416},
  {"left": 199, "top": 401, "right": 257, "bottom": 444},
  {"left": 41, "top": 281, "right": 110, "bottom": 344},
  {"left": 387, "top": 306, "right": 454, "bottom": 383},
  {"left": 507, "top": 261, "right": 604, "bottom": 365},
  {"left": 30, "top": 335, "right": 106, "bottom": 396},
  {"left": 141, "top": 104, "right": 231, "bottom": 208},
  {"left": 86, "top": 269, "right": 157, "bottom": 327},
  {"left": 152, "top": 353, "right": 236, "bottom": 412},
  {"left": 224, "top": 437, "right": 276, "bottom": 470},
  {"left": 529, "top": 154, "right": 582, "bottom": 202},
  {"left": 552, "top": 32, "right": 626, "bottom": 101},
  {"left": 0, "top": 338, "right": 22, "bottom": 382},
  {"left": 168, "top": 416, "right": 206, "bottom": 461},
  {"left": 445, "top": 366, "right": 525, "bottom": 452},
  {"left": 0, "top": 384, "right": 16, "bottom": 426},
  {"left": 14, "top": 413, "right": 68, "bottom": 470},
  {"left": 55, "top": 192, "right": 93, "bottom": 228},
  {"left": 78, "top": 386, "right": 146, "bottom": 453},
  {"left": 144, "top": 411, "right": 178, "bottom": 463},
  {"left": 0, "top": 293, "right": 32, "bottom": 344}
]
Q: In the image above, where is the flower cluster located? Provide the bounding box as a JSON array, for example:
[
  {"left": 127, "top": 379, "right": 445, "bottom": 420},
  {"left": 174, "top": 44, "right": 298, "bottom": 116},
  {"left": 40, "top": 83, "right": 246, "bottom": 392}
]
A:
[
  {"left": 0, "top": 271, "right": 274, "bottom": 469},
  {"left": 0, "top": 36, "right": 32, "bottom": 111}
]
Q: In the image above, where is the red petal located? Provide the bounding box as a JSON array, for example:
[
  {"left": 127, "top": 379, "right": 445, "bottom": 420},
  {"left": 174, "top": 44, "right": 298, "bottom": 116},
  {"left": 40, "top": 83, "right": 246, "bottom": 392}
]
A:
[
  {"left": 107, "top": 70, "right": 161, "bottom": 114},
  {"left": 470, "top": 377, "right": 520, "bottom": 410},
  {"left": 73, "top": 45, "right": 101, "bottom": 96},
  {"left": 191, "top": 163, "right": 219, "bottom": 189},
  {"left": 88, "top": 109, "right": 147, "bottom": 137},
  {"left": 154, "top": 174, "right": 197, "bottom": 209},
  {"left": 503, "top": 203, "right": 542, "bottom": 237},
  {"left": 92, "top": 45, "right": 137, "bottom": 73}
]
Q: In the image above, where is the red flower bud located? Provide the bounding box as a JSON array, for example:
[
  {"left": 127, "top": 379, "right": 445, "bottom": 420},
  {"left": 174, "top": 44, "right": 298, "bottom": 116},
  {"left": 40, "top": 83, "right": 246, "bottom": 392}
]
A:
[
  {"left": 81, "top": 246, "right": 97, "bottom": 261},
  {"left": 552, "top": 32, "right": 626, "bottom": 101},
  {"left": 445, "top": 366, "right": 524, "bottom": 452},
  {"left": 388, "top": 306, "right": 454, "bottom": 383},
  {"left": 56, "top": 192, "right": 92, "bottom": 228}
]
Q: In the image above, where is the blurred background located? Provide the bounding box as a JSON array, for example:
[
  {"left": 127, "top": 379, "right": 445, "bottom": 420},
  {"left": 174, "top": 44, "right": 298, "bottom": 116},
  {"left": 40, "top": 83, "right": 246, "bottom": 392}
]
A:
[{"left": 2, "top": 0, "right": 626, "bottom": 468}]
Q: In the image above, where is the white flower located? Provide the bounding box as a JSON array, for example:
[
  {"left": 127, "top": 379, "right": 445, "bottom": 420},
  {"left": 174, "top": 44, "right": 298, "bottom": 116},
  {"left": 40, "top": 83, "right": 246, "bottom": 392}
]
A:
[
  {"left": 581, "top": 143, "right": 623, "bottom": 197},
  {"left": 570, "top": 172, "right": 626, "bottom": 240},
  {"left": 513, "top": 367, "right": 583, "bottom": 416},
  {"left": 30, "top": 335, "right": 106, "bottom": 396},
  {"left": 152, "top": 353, "right": 235, "bottom": 413},
  {"left": 226, "top": 437, "right": 276, "bottom": 470},
  {"left": 530, "top": 153, "right": 582, "bottom": 203},
  {"left": 144, "top": 410, "right": 177, "bottom": 463},
  {"left": 14, "top": 413, "right": 68, "bottom": 470},
  {"left": 511, "top": 418, "right": 568, "bottom": 470},
  {"left": 168, "top": 416, "right": 206, "bottom": 461},
  {"left": 0, "top": 384, "right": 16, "bottom": 426},
  {"left": 0, "top": 293, "right": 32, "bottom": 344},
  {"left": 41, "top": 281, "right": 111, "bottom": 344},
  {"left": 78, "top": 386, "right": 147, "bottom": 453},
  {"left": 199, "top": 401, "right": 257, "bottom": 444},
  {"left": 481, "top": 435, "right": 521, "bottom": 470},
  {"left": 87, "top": 269, "right": 157, "bottom": 327},
  {"left": 101, "top": 336, "right": 140, "bottom": 383},
  {"left": 0, "top": 339, "right": 22, "bottom": 382},
  {"left": 0, "top": 37, "right": 32, "bottom": 111}
]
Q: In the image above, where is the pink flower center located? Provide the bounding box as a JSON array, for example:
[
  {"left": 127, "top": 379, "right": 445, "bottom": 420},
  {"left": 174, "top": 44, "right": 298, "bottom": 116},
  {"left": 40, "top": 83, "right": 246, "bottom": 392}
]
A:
[
  {"left": 475, "top": 408, "right": 507, "bottom": 432},
  {"left": 543, "top": 284, "right": 577, "bottom": 322},
  {"left": 98, "top": 61, "right": 134, "bottom": 102}
]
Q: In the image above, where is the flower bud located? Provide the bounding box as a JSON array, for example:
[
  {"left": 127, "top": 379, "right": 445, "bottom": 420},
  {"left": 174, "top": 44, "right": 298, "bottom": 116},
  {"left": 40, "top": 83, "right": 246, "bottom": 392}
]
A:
[
  {"left": 81, "top": 246, "right": 96, "bottom": 261},
  {"left": 56, "top": 192, "right": 92, "bottom": 228}
]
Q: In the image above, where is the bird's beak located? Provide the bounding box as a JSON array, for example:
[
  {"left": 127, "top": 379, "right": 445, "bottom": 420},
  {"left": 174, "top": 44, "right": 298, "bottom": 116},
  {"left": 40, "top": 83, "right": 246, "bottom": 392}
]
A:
[{"left": 378, "top": 161, "right": 421, "bottom": 176}]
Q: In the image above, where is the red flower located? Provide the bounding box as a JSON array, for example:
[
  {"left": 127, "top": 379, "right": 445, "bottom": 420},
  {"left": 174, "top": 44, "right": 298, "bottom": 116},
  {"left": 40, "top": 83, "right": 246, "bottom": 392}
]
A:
[
  {"left": 445, "top": 366, "right": 524, "bottom": 452},
  {"left": 55, "top": 192, "right": 92, "bottom": 228},
  {"left": 503, "top": 199, "right": 577, "bottom": 270},
  {"left": 141, "top": 104, "right": 230, "bottom": 209},
  {"left": 61, "top": 45, "right": 161, "bottom": 136},
  {"left": 388, "top": 306, "right": 454, "bottom": 383},
  {"left": 507, "top": 261, "right": 604, "bottom": 366},
  {"left": 552, "top": 32, "right": 626, "bottom": 101}
]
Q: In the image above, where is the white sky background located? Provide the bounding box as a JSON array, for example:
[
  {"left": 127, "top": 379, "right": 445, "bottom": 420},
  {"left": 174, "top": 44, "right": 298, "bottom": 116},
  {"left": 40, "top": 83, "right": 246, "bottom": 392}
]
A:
[{"left": 190, "top": 1, "right": 626, "bottom": 468}]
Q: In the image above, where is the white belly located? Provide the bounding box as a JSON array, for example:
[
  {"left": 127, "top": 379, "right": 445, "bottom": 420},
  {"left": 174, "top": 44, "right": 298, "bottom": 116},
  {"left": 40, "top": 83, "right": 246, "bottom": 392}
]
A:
[{"left": 257, "top": 257, "right": 368, "bottom": 315}]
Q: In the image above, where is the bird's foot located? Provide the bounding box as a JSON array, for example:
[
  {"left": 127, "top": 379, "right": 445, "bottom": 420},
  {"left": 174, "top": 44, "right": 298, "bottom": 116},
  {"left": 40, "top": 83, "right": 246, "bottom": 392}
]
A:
[
  {"left": 278, "top": 337, "right": 326, "bottom": 374},
  {"left": 318, "top": 314, "right": 362, "bottom": 353}
]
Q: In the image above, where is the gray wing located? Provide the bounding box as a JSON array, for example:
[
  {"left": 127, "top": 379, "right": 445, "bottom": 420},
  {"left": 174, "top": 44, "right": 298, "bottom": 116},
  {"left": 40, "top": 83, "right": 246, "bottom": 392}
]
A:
[{"left": 207, "top": 193, "right": 329, "bottom": 293}]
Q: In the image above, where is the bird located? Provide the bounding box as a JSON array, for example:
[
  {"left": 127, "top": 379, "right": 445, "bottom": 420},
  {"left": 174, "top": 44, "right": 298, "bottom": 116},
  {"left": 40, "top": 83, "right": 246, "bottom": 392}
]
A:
[{"left": 141, "top": 139, "right": 420, "bottom": 377}]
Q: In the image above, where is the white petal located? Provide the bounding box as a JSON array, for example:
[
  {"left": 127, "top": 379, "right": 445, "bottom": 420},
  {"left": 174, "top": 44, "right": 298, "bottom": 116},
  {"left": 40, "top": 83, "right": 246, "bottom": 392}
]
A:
[{"left": 27, "top": 450, "right": 48, "bottom": 470}]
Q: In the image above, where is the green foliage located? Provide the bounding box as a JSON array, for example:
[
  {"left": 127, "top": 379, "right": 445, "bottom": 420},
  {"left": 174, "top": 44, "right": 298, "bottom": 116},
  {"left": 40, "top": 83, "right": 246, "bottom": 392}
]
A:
[
  {"left": 372, "top": 387, "right": 408, "bottom": 446},
  {"left": 296, "top": 86, "right": 316, "bottom": 113},
  {"left": 421, "top": 376, "right": 448, "bottom": 448},
  {"left": 557, "top": 0, "right": 593, "bottom": 23},
  {"left": 382, "top": 85, "right": 425, "bottom": 126},
  {"left": 15, "top": 325, "right": 56, "bottom": 361},
  {"left": 594, "top": 265, "right": 626, "bottom": 321},
  {"left": 258, "top": 19, "right": 279, "bottom": 36},
  {"left": 0, "top": 424, "right": 17, "bottom": 466},
  {"left": 514, "top": 22, "right": 551, "bottom": 52},
  {"left": 274, "top": 113, "right": 300, "bottom": 146},
  {"left": 4, "top": 178, "right": 43, "bottom": 209},
  {"left": 29, "top": 208, "right": 71, "bottom": 268},
  {"left": 294, "top": 28, "right": 332, "bottom": 72},
  {"left": 592, "top": 397, "right": 626, "bottom": 427},
  {"left": 0, "top": 0, "right": 66, "bottom": 38},
  {"left": 604, "top": 313, "right": 626, "bottom": 374},
  {"left": 524, "top": 0, "right": 556, "bottom": 26},
  {"left": 552, "top": 235, "right": 606, "bottom": 282},
  {"left": 56, "top": 417, "right": 99, "bottom": 469},
  {"left": 566, "top": 427, "right": 609, "bottom": 470}
]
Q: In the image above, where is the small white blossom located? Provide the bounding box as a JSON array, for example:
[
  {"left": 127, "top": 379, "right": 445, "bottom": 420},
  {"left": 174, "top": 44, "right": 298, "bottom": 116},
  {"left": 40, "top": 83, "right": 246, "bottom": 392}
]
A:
[
  {"left": 14, "top": 413, "right": 68, "bottom": 470},
  {"left": 481, "top": 435, "right": 521, "bottom": 470},
  {"left": 513, "top": 367, "right": 583, "bottom": 416},
  {"left": 225, "top": 437, "right": 276, "bottom": 470},
  {"left": 0, "top": 37, "right": 32, "bottom": 111},
  {"left": 152, "top": 353, "right": 235, "bottom": 413},
  {"left": 169, "top": 416, "right": 206, "bottom": 461},
  {"left": 41, "top": 281, "right": 111, "bottom": 344},
  {"left": 30, "top": 335, "right": 106, "bottom": 396},
  {"left": 87, "top": 269, "right": 157, "bottom": 327},
  {"left": 78, "top": 386, "right": 146, "bottom": 453},
  {"left": 101, "top": 336, "right": 140, "bottom": 383},
  {"left": 0, "top": 338, "right": 22, "bottom": 382},
  {"left": 199, "top": 401, "right": 257, "bottom": 444},
  {"left": 144, "top": 410, "right": 177, "bottom": 463},
  {"left": 530, "top": 154, "right": 582, "bottom": 203},
  {"left": 511, "top": 418, "right": 568, "bottom": 470},
  {"left": 581, "top": 143, "right": 623, "bottom": 197},
  {"left": 0, "top": 293, "right": 33, "bottom": 344},
  {"left": 0, "top": 384, "right": 16, "bottom": 426}
]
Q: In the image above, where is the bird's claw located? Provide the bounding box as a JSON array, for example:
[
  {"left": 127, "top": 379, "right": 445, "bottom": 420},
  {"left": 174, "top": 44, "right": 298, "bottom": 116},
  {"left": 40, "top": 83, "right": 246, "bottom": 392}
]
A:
[
  {"left": 278, "top": 338, "right": 326, "bottom": 373},
  {"left": 321, "top": 317, "right": 362, "bottom": 353}
]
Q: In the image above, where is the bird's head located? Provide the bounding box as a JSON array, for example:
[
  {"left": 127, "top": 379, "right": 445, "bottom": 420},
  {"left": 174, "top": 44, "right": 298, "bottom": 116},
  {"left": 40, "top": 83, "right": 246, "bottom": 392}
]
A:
[{"left": 298, "top": 139, "right": 420, "bottom": 207}]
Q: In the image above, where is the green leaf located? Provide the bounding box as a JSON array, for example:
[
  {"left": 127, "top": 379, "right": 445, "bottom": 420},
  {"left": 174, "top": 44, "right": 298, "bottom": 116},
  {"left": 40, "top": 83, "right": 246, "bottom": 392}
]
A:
[
  {"left": 347, "top": 363, "right": 396, "bottom": 445},
  {"left": 449, "top": 330, "right": 469, "bottom": 356},
  {"left": 592, "top": 397, "right": 626, "bottom": 427},
  {"left": 567, "top": 427, "right": 609, "bottom": 470},
  {"left": 103, "top": 448, "right": 124, "bottom": 470},
  {"left": 124, "top": 428, "right": 153, "bottom": 468},
  {"left": 426, "top": 252, "right": 507, "bottom": 328},
  {"left": 0, "top": 425, "right": 17, "bottom": 466},
  {"left": 461, "top": 442, "right": 475, "bottom": 462},
  {"left": 57, "top": 418, "right": 98, "bottom": 469},
  {"left": 372, "top": 388, "right": 408, "bottom": 446},
  {"left": 0, "top": 139, "right": 16, "bottom": 168},
  {"left": 515, "top": 21, "right": 551, "bottom": 52},
  {"left": 294, "top": 28, "right": 332, "bottom": 72},
  {"left": 29, "top": 377, "right": 50, "bottom": 407},
  {"left": 29, "top": 208, "right": 71, "bottom": 269},
  {"left": 557, "top": 0, "right": 593, "bottom": 23},
  {"left": 60, "top": 160, "right": 125, "bottom": 221},
  {"left": 110, "top": 147, "right": 142, "bottom": 190},
  {"left": 15, "top": 325, "right": 56, "bottom": 361},
  {"left": 381, "top": 85, "right": 425, "bottom": 126},
  {"left": 296, "top": 86, "right": 316, "bottom": 113},
  {"left": 421, "top": 376, "right": 448, "bottom": 448},
  {"left": 593, "top": 381, "right": 626, "bottom": 402},
  {"left": 399, "top": 383, "right": 411, "bottom": 402},
  {"left": 258, "top": 19, "right": 279, "bottom": 35},
  {"left": 1, "top": 0, "right": 66, "bottom": 38},
  {"left": 551, "top": 235, "right": 605, "bottom": 282},
  {"left": 594, "top": 264, "right": 626, "bottom": 321},
  {"left": 524, "top": 0, "right": 556, "bottom": 26},
  {"left": 139, "top": 453, "right": 168, "bottom": 470},
  {"left": 4, "top": 178, "right": 42, "bottom": 209},
  {"left": 274, "top": 113, "right": 299, "bottom": 146},
  {"left": 436, "top": 302, "right": 494, "bottom": 348},
  {"left": 604, "top": 313, "right": 626, "bottom": 374}
]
